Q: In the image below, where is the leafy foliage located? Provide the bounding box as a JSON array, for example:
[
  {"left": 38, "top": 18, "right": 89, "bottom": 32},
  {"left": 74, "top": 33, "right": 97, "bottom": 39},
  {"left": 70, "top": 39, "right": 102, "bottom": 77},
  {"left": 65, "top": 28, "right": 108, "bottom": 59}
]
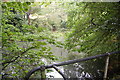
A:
[
  {"left": 30, "top": 2, "right": 67, "bottom": 31},
  {"left": 65, "top": 2, "right": 120, "bottom": 55},
  {"left": 64, "top": 2, "right": 120, "bottom": 79},
  {"left": 1, "top": 2, "right": 120, "bottom": 79},
  {"left": 1, "top": 2, "right": 58, "bottom": 78}
]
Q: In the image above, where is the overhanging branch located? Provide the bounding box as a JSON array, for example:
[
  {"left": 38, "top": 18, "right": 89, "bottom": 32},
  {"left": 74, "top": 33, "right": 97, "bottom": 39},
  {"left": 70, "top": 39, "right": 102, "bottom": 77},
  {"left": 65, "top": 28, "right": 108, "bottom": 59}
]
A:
[{"left": 2, "top": 46, "right": 37, "bottom": 66}]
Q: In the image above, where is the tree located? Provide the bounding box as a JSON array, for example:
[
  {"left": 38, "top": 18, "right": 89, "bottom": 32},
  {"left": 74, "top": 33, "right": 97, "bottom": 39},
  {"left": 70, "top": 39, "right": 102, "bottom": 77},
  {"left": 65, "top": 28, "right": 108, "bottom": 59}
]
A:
[
  {"left": 64, "top": 2, "right": 120, "bottom": 79},
  {"left": 1, "top": 2, "right": 57, "bottom": 79},
  {"left": 65, "top": 2, "right": 120, "bottom": 54}
]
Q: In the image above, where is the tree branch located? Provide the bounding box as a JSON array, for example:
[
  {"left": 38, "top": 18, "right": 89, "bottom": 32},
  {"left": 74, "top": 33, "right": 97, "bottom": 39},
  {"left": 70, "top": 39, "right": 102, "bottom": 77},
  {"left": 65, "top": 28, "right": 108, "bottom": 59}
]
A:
[{"left": 2, "top": 46, "right": 36, "bottom": 66}]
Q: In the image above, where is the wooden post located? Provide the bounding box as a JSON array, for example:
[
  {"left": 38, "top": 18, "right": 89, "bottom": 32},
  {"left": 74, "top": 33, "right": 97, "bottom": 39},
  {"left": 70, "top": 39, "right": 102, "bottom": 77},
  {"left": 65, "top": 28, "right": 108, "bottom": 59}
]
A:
[
  {"left": 41, "top": 70, "right": 46, "bottom": 80},
  {"left": 40, "top": 66, "right": 46, "bottom": 80},
  {"left": 103, "top": 55, "right": 110, "bottom": 80}
]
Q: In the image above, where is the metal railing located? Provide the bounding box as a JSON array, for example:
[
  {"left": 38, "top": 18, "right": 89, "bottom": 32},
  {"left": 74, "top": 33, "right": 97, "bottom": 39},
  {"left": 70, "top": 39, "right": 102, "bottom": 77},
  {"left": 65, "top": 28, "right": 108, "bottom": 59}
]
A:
[{"left": 24, "top": 51, "right": 120, "bottom": 80}]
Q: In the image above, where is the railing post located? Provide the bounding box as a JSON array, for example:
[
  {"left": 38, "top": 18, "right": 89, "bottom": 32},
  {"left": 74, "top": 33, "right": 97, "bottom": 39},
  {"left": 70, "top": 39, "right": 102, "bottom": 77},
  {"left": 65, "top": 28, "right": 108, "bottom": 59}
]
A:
[
  {"left": 40, "top": 65, "right": 46, "bottom": 80},
  {"left": 103, "top": 55, "right": 110, "bottom": 80}
]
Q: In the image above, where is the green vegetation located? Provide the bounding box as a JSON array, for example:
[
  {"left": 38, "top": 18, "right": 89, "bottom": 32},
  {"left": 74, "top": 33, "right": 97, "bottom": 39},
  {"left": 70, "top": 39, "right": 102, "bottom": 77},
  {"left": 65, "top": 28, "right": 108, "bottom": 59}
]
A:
[
  {"left": 1, "top": 1, "right": 120, "bottom": 79},
  {"left": 64, "top": 2, "right": 120, "bottom": 79},
  {"left": 1, "top": 2, "right": 58, "bottom": 78},
  {"left": 65, "top": 2, "right": 120, "bottom": 55}
]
